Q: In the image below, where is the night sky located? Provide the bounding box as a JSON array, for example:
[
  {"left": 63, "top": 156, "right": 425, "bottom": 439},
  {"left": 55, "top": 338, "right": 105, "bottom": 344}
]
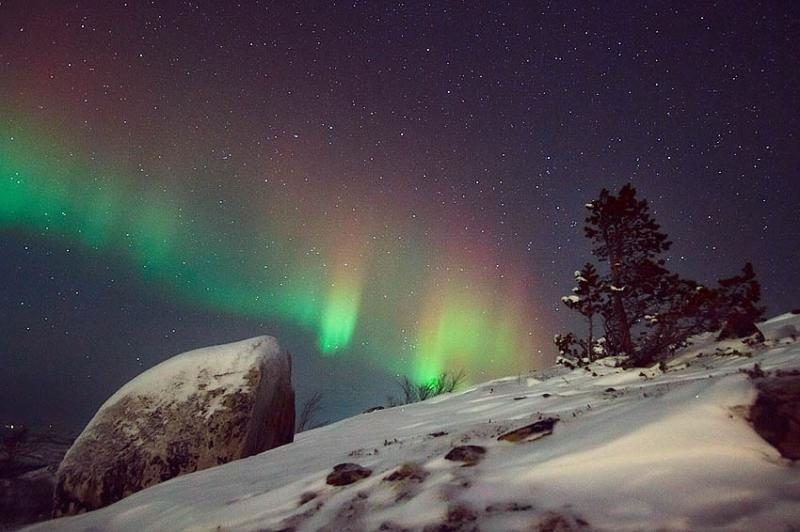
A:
[{"left": 2, "top": 1, "right": 798, "bottom": 432}]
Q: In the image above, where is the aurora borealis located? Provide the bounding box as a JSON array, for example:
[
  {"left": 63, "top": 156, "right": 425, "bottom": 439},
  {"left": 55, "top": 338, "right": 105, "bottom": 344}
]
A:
[
  {"left": 2, "top": 2, "right": 798, "bottom": 429},
  {"left": 1, "top": 109, "right": 537, "bottom": 385}
]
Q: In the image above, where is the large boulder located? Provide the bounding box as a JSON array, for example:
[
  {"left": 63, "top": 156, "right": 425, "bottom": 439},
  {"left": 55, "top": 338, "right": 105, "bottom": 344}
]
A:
[
  {"left": 750, "top": 371, "right": 800, "bottom": 461},
  {"left": 53, "top": 336, "right": 295, "bottom": 516}
]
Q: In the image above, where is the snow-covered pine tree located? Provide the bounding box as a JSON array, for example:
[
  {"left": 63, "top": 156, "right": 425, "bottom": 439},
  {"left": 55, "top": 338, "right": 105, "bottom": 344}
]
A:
[
  {"left": 558, "top": 186, "right": 767, "bottom": 367},
  {"left": 560, "top": 262, "right": 604, "bottom": 362},
  {"left": 636, "top": 278, "right": 721, "bottom": 365},
  {"left": 583, "top": 184, "right": 672, "bottom": 359}
]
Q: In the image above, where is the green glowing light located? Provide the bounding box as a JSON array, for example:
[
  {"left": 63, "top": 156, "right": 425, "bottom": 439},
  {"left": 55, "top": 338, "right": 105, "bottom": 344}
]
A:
[
  {"left": 414, "top": 297, "right": 489, "bottom": 383},
  {"left": 0, "top": 116, "right": 326, "bottom": 330},
  {"left": 318, "top": 283, "right": 360, "bottom": 354},
  {"left": 1, "top": 109, "right": 541, "bottom": 381}
]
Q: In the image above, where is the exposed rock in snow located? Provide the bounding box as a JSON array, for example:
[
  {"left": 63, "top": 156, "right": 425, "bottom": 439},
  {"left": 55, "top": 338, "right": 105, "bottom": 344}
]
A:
[
  {"left": 384, "top": 462, "right": 429, "bottom": 483},
  {"left": 30, "top": 323, "right": 800, "bottom": 531},
  {"left": 749, "top": 371, "right": 800, "bottom": 460},
  {"left": 497, "top": 417, "right": 558, "bottom": 443},
  {"left": 52, "top": 336, "right": 295, "bottom": 517},
  {"left": 444, "top": 445, "right": 486, "bottom": 466},
  {"left": 326, "top": 463, "right": 372, "bottom": 486}
]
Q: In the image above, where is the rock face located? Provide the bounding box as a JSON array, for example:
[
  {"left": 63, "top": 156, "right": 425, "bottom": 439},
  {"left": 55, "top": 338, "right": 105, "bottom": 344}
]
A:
[
  {"left": 750, "top": 372, "right": 800, "bottom": 460},
  {"left": 54, "top": 336, "right": 295, "bottom": 516}
]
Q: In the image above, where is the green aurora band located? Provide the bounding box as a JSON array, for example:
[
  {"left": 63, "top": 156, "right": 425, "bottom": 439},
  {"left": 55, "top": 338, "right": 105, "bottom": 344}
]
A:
[{"left": 1, "top": 115, "right": 539, "bottom": 384}]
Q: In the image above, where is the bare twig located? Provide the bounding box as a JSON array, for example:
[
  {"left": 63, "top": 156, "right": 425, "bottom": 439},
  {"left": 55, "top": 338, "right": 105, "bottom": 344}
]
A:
[{"left": 296, "top": 391, "right": 324, "bottom": 432}]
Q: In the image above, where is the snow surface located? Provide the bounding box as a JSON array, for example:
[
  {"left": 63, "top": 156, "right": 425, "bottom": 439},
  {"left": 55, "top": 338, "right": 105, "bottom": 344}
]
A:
[
  {"left": 758, "top": 312, "right": 800, "bottom": 343},
  {"left": 30, "top": 320, "right": 800, "bottom": 531}
]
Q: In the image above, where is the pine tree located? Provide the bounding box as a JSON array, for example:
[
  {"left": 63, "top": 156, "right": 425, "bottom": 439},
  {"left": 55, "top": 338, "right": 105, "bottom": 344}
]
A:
[
  {"left": 638, "top": 279, "right": 721, "bottom": 364},
  {"left": 583, "top": 184, "right": 672, "bottom": 358},
  {"left": 717, "top": 262, "right": 766, "bottom": 340},
  {"left": 560, "top": 262, "right": 603, "bottom": 361},
  {"left": 553, "top": 332, "right": 580, "bottom": 365},
  {"left": 557, "top": 185, "right": 766, "bottom": 367}
]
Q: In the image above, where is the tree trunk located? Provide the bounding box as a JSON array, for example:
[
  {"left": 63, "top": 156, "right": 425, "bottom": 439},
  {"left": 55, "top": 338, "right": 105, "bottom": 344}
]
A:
[
  {"left": 610, "top": 237, "right": 633, "bottom": 356},
  {"left": 586, "top": 315, "right": 594, "bottom": 361}
]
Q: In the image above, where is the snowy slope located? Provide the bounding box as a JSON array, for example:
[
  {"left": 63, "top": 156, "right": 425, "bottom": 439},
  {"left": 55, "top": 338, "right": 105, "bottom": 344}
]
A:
[{"left": 30, "top": 318, "right": 800, "bottom": 531}]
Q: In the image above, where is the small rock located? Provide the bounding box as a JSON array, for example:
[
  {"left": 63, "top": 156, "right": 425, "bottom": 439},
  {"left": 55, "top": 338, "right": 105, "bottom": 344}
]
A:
[
  {"left": 604, "top": 387, "right": 616, "bottom": 392},
  {"left": 379, "top": 521, "right": 411, "bottom": 531},
  {"left": 447, "top": 503, "right": 478, "bottom": 523},
  {"left": 384, "top": 463, "right": 429, "bottom": 482},
  {"left": 444, "top": 445, "right": 486, "bottom": 466},
  {"left": 428, "top": 431, "right": 448, "bottom": 438},
  {"left": 348, "top": 448, "right": 379, "bottom": 457},
  {"left": 514, "top": 396, "right": 529, "bottom": 400},
  {"left": 486, "top": 502, "right": 533, "bottom": 513},
  {"left": 542, "top": 393, "right": 551, "bottom": 398},
  {"left": 498, "top": 418, "right": 559, "bottom": 443},
  {"left": 422, "top": 503, "right": 479, "bottom": 531},
  {"left": 299, "top": 491, "right": 317, "bottom": 505},
  {"left": 326, "top": 463, "right": 372, "bottom": 486},
  {"left": 741, "top": 363, "right": 765, "bottom": 379},
  {"left": 534, "top": 511, "right": 590, "bottom": 531}
]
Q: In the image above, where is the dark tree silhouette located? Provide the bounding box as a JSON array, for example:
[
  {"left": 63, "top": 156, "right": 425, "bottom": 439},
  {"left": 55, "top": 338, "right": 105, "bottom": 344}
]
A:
[
  {"left": 636, "top": 279, "right": 720, "bottom": 364},
  {"left": 390, "top": 370, "right": 467, "bottom": 405},
  {"left": 717, "top": 262, "right": 766, "bottom": 340},
  {"left": 583, "top": 184, "right": 671, "bottom": 357},
  {"left": 557, "top": 184, "right": 766, "bottom": 367}
]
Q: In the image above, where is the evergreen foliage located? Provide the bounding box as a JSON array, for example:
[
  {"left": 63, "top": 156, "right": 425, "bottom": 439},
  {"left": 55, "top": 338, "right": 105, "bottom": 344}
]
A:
[
  {"left": 556, "top": 184, "right": 765, "bottom": 367},
  {"left": 717, "top": 262, "right": 766, "bottom": 340}
]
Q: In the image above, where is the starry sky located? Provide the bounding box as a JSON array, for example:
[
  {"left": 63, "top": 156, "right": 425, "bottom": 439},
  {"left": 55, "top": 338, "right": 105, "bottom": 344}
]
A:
[{"left": 1, "top": 1, "right": 798, "bottom": 432}]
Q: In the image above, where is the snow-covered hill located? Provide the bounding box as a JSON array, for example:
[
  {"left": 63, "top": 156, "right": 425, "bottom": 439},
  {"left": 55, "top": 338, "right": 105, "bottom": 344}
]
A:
[{"left": 29, "top": 315, "right": 800, "bottom": 531}]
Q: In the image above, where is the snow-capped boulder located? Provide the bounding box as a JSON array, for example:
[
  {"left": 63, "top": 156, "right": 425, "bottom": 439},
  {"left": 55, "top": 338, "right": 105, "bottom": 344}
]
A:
[{"left": 53, "top": 336, "right": 295, "bottom": 517}]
